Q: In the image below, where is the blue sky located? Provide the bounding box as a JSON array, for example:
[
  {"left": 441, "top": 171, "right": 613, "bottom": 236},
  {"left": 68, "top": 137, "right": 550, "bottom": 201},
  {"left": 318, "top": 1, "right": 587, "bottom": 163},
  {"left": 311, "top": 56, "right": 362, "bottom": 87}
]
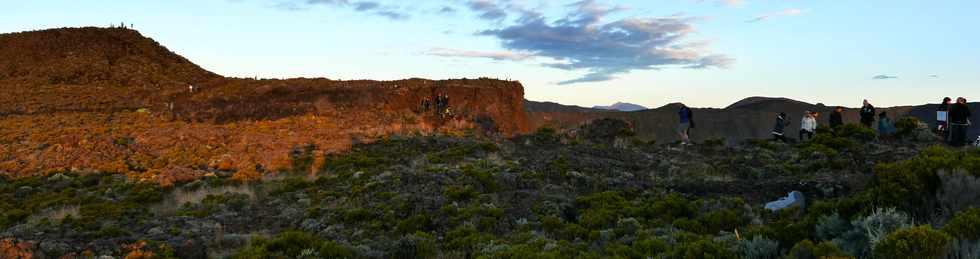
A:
[{"left": 3, "top": 0, "right": 978, "bottom": 108}]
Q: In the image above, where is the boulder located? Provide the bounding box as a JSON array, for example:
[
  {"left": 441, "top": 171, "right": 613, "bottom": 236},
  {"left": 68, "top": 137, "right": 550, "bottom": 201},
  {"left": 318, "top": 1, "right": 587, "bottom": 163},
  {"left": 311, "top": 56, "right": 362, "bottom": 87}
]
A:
[{"left": 764, "top": 191, "right": 805, "bottom": 211}]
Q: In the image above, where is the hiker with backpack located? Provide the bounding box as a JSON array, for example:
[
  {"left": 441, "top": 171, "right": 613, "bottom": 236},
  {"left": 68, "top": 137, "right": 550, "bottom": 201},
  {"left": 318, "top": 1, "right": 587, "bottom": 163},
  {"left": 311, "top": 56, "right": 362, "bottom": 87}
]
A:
[
  {"left": 772, "top": 112, "right": 791, "bottom": 143},
  {"left": 937, "top": 97, "right": 952, "bottom": 140},
  {"left": 830, "top": 106, "right": 844, "bottom": 128},
  {"left": 949, "top": 97, "right": 972, "bottom": 147},
  {"left": 677, "top": 104, "right": 694, "bottom": 145},
  {"left": 860, "top": 100, "right": 876, "bottom": 128},
  {"left": 800, "top": 111, "right": 817, "bottom": 141}
]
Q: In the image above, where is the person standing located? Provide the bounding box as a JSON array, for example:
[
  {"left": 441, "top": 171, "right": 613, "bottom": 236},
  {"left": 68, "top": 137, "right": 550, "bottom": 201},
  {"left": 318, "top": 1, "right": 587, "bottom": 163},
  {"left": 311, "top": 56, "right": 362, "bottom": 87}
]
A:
[
  {"left": 878, "top": 112, "right": 897, "bottom": 141},
  {"left": 830, "top": 106, "right": 844, "bottom": 128},
  {"left": 860, "top": 100, "right": 876, "bottom": 128},
  {"left": 949, "top": 97, "right": 973, "bottom": 147},
  {"left": 772, "top": 112, "right": 791, "bottom": 143},
  {"left": 677, "top": 104, "right": 694, "bottom": 145},
  {"left": 937, "top": 97, "right": 952, "bottom": 140},
  {"left": 800, "top": 111, "right": 817, "bottom": 141}
]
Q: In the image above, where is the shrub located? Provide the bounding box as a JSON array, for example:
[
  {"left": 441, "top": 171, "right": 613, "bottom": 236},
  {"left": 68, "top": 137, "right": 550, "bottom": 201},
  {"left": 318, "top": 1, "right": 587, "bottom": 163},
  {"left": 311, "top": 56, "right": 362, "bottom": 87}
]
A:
[
  {"left": 270, "top": 177, "right": 313, "bottom": 195},
  {"left": 289, "top": 144, "right": 317, "bottom": 174},
  {"left": 575, "top": 191, "right": 628, "bottom": 229},
  {"left": 942, "top": 208, "right": 980, "bottom": 240},
  {"left": 444, "top": 185, "right": 477, "bottom": 201},
  {"left": 232, "top": 231, "right": 354, "bottom": 259},
  {"left": 651, "top": 193, "right": 696, "bottom": 221},
  {"left": 785, "top": 240, "right": 850, "bottom": 259},
  {"left": 125, "top": 183, "right": 165, "bottom": 203},
  {"left": 633, "top": 237, "right": 669, "bottom": 257},
  {"left": 870, "top": 145, "right": 980, "bottom": 215},
  {"left": 895, "top": 117, "right": 920, "bottom": 138},
  {"left": 815, "top": 213, "right": 850, "bottom": 241},
  {"left": 834, "top": 124, "right": 877, "bottom": 142},
  {"left": 698, "top": 209, "right": 743, "bottom": 235},
  {"left": 1, "top": 209, "right": 29, "bottom": 228},
  {"left": 663, "top": 239, "right": 738, "bottom": 259},
  {"left": 873, "top": 225, "right": 951, "bottom": 259},
  {"left": 937, "top": 169, "right": 980, "bottom": 217},
  {"left": 703, "top": 138, "right": 726, "bottom": 147},
  {"left": 853, "top": 208, "right": 912, "bottom": 246},
  {"left": 948, "top": 239, "right": 980, "bottom": 259},
  {"left": 396, "top": 215, "right": 433, "bottom": 234},
  {"left": 392, "top": 232, "right": 437, "bottom": 259},
  {"left": 738, "top": 236, "right": 779, "bottom": 259}
]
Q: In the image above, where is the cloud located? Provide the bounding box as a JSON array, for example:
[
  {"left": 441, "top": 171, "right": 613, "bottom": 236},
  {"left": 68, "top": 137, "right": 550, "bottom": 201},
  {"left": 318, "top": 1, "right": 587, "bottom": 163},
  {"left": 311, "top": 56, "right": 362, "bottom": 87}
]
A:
[
  {"left": 474, "top": 0, "right": 730, "bottom": 84},
  {"left": 747, "top": 8, "right": 803, "bottom": 23},
  {"left": 467, "top": 0, "right": 509, "bottom": 21},
  {"left": 274, "top": 0, "right": 409, "bottom": 20},
  {"left": 425, "top": 48, "right": 534, "bottom": 61},
  {"left": 872, "top": 75, "right": 898, "bottom": 80},
  {"left": 694, "top": 0, "right": 744, "bottom": 7},
  {"left": 438, "top": 6, "right": 458, "bottom": 15}
]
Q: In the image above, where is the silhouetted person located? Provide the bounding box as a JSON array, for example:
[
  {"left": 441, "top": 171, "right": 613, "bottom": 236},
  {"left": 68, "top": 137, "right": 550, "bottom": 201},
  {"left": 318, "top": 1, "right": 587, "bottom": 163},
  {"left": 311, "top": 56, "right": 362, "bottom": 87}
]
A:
[
  {"left": 878, "top": 112, "right": 897, "bottom": 141},
  {"left": 937, "top": 97, "right": 952, "bottom": 140},
  {"left": 830, "top": 106, "right": 844, "bottom": 128},
  {"left": 420, "top": 97, "right": 432, "bottom": 113},
  {"left": 949, "top": 97, "right": 972, "bottom": 147},
  {"left": 860, "top": 100, "right": 876, "bottom": 127},
  {"left": 677, "top": 104, "right": 694, "bottom": 145},
  {"left": 772, "top": 112, "right": 791, "bottom": 143},
  {"left": 800, "top": 111, "right": 817, "bottom": 141}
]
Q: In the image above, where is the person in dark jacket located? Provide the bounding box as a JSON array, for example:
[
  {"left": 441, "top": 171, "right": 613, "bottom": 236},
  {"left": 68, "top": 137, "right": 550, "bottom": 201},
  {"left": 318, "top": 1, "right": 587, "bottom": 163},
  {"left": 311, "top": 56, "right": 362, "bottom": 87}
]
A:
[
  {"left": 937, "top": 97, "right": 952, "bottom": 140},
  {"left": 772, "top": 112, "right": 791, "bottom": 142},
  {"left": 860, "top": 100, "right": 876, "bottom": 128},
  {"left": 830, "top": 106, "right": 844, "bottom": 128},
  {"left": 949, "top": 97, "right": 973, "bottom": 147},
  {"left": 677, "top": 104, "right": 694, "bottom": 145}
]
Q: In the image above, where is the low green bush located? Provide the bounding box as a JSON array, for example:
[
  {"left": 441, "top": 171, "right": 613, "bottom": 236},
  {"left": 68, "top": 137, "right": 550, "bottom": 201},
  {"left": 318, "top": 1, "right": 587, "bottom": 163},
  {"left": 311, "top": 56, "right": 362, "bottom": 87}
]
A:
[
  {"left": 663, "top": 239, "right": 738, "bottom": 259},
  {"left": 942, "top": 208, "right": 980, "bottom": 240},
  {"left": 873, "top": 225, "right": 951, "bottom": 259},
  {"left": 738, "top": 236, "right": 780, "bottom": 259},
  {"left": 895, "top": 117, "right": 920, "bottom": 138},
  {"left": 231, "top": 231, "right": 355, "bottom": 259},
  {"left": 785, "top": 239, "right": 850, "bottom": 259}
]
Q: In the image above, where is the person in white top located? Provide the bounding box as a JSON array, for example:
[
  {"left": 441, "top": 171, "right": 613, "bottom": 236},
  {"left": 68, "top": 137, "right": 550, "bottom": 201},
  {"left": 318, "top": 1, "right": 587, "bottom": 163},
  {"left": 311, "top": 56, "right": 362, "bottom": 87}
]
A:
[{"left": 800, "top": 111, "right": 818, "bottom": 141}]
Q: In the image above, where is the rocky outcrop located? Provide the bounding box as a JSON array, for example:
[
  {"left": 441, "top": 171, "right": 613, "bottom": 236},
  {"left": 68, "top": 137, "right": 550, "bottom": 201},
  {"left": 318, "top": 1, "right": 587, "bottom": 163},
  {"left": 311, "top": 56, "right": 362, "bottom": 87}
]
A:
[{"left": 0, "top": 27, "right": 529, "bottom": 179}]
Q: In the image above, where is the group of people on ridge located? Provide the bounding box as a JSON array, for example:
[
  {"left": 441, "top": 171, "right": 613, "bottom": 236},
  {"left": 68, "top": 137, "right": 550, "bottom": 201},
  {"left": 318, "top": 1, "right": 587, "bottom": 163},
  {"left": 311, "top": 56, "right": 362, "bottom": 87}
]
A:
[
  {"left": 937, "top": 97, "right": 974, "bottom": 147},
  {"left": 677, "top": 97, "right": 974, "bottom": 146},
  {"left": 419, "top": 93, "right": 454, "bottom": 119}
]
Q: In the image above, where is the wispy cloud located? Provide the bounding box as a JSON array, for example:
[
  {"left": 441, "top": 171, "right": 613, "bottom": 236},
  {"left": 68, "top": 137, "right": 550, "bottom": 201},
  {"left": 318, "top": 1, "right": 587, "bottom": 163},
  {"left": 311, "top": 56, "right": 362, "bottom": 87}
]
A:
[
  {"left": 747, "top": 8, "right": 803, "bottom": 23},
  {"left": 470, "top": 0, "right": 730, "bottom": 85},
  {"left": 272, "top": 0, "right": 409, "bottom": 20},
  {"left": 425, "top": 48, "right": 534, "bottom": 61},
  {"left": 872, "top": 75, "right": 898, "bottom": 80}
]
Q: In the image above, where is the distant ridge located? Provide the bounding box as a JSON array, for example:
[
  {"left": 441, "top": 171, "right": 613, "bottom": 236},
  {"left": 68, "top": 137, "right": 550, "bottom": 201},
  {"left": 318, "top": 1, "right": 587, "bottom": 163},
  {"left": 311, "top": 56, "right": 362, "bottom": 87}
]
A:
[
  {"left": 593, "top": 102, "right": 648, "bottom": 112},
  {"left": 528, "top": 96, "right": 980, "bottom": 145}
]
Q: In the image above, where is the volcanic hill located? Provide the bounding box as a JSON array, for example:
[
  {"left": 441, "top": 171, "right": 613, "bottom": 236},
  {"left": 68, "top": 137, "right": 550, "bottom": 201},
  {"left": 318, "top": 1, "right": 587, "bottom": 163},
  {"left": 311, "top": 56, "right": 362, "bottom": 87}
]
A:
[{"left": 0, "top": 27, "right": 529, "bottom": 181}]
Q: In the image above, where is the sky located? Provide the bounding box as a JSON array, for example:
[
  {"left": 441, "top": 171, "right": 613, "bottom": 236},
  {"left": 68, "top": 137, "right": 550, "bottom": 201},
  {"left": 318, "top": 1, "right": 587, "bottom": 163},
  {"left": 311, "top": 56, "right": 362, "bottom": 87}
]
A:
[{"left": 2, "top": 0, "right": 979, "bottom": 108}]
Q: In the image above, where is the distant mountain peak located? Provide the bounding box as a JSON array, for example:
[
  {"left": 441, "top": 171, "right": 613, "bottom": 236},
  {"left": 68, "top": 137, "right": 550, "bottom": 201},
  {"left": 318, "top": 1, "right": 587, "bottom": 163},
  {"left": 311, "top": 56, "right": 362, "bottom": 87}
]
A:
[{"left": 593, "top": 102, "right": 648, "bottom": 112}]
